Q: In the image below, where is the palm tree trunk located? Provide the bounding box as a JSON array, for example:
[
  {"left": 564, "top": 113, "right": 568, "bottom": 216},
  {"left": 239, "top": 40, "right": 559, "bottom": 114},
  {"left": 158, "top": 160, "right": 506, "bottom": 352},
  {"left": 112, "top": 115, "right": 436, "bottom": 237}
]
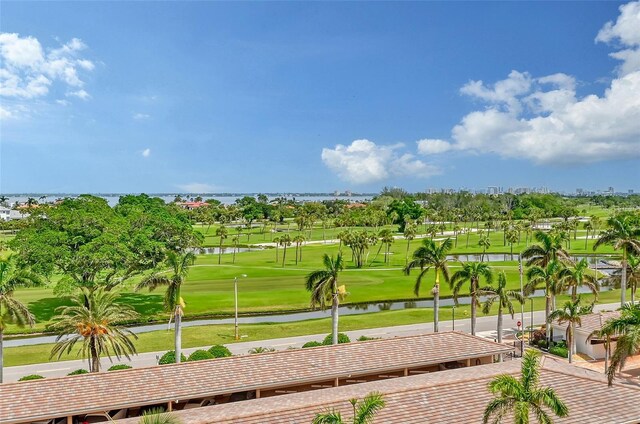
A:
[
  {"left": 497, "top": 306, "right": 503, "bottom": 362},
  {"left": 295, "top": 245, "right": 299, "bottom": 265},
  {"left": 622, "top": 251, "right": 627, "bottom": 306},
  {"left": 569, "top": 325, "right": 575, "bottom": 363},
  {"left": 282, "top": 245, "right": 287, "bottom": 267},
  {"left": 90, "top": 338, "right": 100, "bottom": 372},
  {"left": 405, "top": 240, "right": 410, "bottom": 265},
  {"left": 218, "top": 239, "right": 223, "bottom": 265},
  {"left": 545, "top": 293, "right": 551, "bottom": 346},
  {"left": 175, "top": 307, "right": 182, "bottom": 363},
  {"left": 0, "top": 330, "right": 4, "bottom": 383},
  {"left": 471, "top": 295, "right": 477, "bottom": 336},
  {"left": 331, "top": 293, "right": 339, "bottom": 345},
  {"left": 432, "top": 284, "right": 440, "bottom": 333}
]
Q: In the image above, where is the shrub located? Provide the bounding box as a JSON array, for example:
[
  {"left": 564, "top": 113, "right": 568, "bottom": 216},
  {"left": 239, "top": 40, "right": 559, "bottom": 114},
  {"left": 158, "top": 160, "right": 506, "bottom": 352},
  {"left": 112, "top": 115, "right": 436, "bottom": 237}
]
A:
[
  {"left": 322, "top": 333, "right": 351, "bottom": 345},
  {"left": 208, "top": 345, "right": 232, "bottom": 358},
  {"left": 19, "top": 374, "right": 45, "bottom": 381},
  {"left": 248, "top": 346, "right": 275, "bottom": 354},
  {"left": 549, "top": 346, "right": 569, "bottom": 358},
  {"left": 357, "top": 335, "right": 379, "bottom": 342},
  {"left": 537, "top": 340, "right": 548, "bottom": 349},
  {"left": 531, "top": 329, "right": 546, "bottom": 344},
  {"left": 302, "top": 341, "right": 323, "bottom": 348},
  {"left": 67, "top": 369, "right": 89, "bottom": 376},
  {"left": 108, "top": 364, "right": 133, "bottom": 371},
  {"left": 159, "top": 350, "right": 187, "bottom": 365},
  {"left": 187, "top": 350, "right": 214, "bottom": 362}
]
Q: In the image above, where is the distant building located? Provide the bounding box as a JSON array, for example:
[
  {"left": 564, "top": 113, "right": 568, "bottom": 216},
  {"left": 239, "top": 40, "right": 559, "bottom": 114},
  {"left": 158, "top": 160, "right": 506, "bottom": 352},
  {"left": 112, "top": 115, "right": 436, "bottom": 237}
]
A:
[
  {"left": 0, "top": 206, "right": 27, "bottom": 221},
  {"left": 176, "top": 201, "right": 210, "bottom": 210}
]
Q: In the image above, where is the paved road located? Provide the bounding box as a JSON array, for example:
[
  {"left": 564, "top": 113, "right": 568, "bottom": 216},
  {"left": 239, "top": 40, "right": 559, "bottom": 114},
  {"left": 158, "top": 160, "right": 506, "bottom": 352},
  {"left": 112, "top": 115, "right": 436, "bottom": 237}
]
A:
[{"left": 3, "top": 302, "right": 619, "bottom": 382}]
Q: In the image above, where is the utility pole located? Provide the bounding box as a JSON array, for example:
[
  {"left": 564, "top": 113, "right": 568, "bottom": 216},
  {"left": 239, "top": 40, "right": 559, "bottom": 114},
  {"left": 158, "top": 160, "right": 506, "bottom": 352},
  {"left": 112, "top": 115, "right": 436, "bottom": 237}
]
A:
[{"left": 519, "top": 257, "right": 525, "bottom": 357}]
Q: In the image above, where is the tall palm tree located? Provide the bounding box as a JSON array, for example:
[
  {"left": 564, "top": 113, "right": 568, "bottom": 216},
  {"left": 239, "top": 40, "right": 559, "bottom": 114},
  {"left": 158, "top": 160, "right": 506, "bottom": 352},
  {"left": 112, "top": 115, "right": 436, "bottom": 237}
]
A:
[
  {"left": 0, "top": 257, "right": 42, "bottom": 383},
  {"left": 479, "top": 271, "right": 524, "bottom": 360},
  {"left": 594, "top": 215, "right": 640, "bottom": 306},
  {"left": 483, "top": 349, "right": 568, "bottom": 424},
  {"left": 306, "top": 254, "right": 345, "bottom": 345},
  {"left": 606, "top": 254, "right": 640, "bottom": 305},
  {"left": 215, "top": 225, "right": 228, "bottom": 265},
  {"left": 403, "top": 220, "right": 417, "bottom": 265},
  {"left": 451, "top": 262, "right": 493, "bottom": 335},
  {"left": 558, "top": 258, "right": 599, "bottom": 301},
  {"left": 136, "top": 251, "right": 196, "bottom": 363},
  {"left": 521, "top": 231, "right": 570, "bottom": 268},
  {"left": 404, "top": 238, "right": 452, "bottom": 332},
  {"left": 450, "top": 262, "right": 493, "bottom": 336},
  {"left": 549, "top": 298, "right": 592, "bottom": 363},
  {"left": 478, "top": 233, "right": 491, "bottom": 262},
  {"left": 380, "top": 229, "right": 394, "bottom": 264},
  {"left": 596, "top": 302, "right": 640, "bottom": 385},
  {"left": 526, "top": 260, "right": 563, "bottom": 346},
  {"left": 50, "top": 288, "right": 139, "bottom": 372},
  {"left": 313, "top": 392, "right": 385, "bottom": 424},
  {"left": 293, "top": 234, "right": 306, "bottom": 265},
  {"left": 280, "top": 233, "right": 292, "bottom": 267}
]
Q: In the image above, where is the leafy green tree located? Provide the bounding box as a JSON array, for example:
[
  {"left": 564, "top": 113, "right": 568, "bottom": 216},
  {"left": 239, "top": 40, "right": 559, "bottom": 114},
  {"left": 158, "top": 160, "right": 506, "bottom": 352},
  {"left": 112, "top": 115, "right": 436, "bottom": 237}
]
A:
[
  {"left": 313, "top": 392, "right": 385, "bottom": 424},
  {"left": 480, "top": 271, "right": 524, "bottom": 359},
  {"left": 404, "top": 238, "right": 452, "bottom": 332},
  {"left": 522, "top": 231, "right": 570, "bottom": 268},
  {"left": 595, "top": 302, "right": 640, "bottom": 385},
  {"left": 136, "top": 251, "right": 196, "bottom": 364},
  {"left": 483, "top": 349, "right": 568, "bottom": 424},
  {"left": 451, "top": 262, "right": 493, "bottom": 335},
  {"left": 594, "top": 214, "right": 640, "bottom": 306},
  {"left": 549, "top": 298, "right": 592, "bottom": 363},
  {"left": 306, "top": 254, "right": 345, "bottom": 345},
  {"left": 0, "top": 257, "right": 42, "bottom": 382},
  {"left": 341, "top": 231, "right": 376, "bottom": 268},
  {"left": 50, "top": 289, "right": 139, "bottom": 372},
  {"left": 387, "top": 197, "right": 423, "bottom": 232}
]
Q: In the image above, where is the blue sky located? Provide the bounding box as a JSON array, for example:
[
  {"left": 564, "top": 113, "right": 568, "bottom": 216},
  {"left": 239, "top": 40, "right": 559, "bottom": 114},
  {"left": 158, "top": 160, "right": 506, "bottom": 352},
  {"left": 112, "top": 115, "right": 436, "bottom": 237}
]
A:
[{"left": 1, "top": 1, "right": 639, "bottom": 194}]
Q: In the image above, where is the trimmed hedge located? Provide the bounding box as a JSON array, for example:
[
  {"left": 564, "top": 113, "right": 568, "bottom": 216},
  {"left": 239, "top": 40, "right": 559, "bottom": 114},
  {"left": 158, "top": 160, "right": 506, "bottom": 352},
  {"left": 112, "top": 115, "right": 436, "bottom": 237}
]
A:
[
  {"left": 302, "top": 341, "right": 323, "bottom": 348},
  {"left": 549, "top": 346, "right": 569, "bottom": 358},
  {"left": 19, "top": 374, "right": 45, "bottom": 381},
  {"left": 188, "top": 350, "right": 214, "bottom": 362},
  {"left": 159, "top": 350, "right": 187, "bottom": 365},
  {"left": 322, "top": 333, "right": 351, "bottom": 345},
  {"left": 108, "top": 364, "right": 133, "bottom": 371},
  {"left": 208, "top": 345, "right": 232, "bottom": 358},
  {"left": 67, "top": 369, "right": 89, "bottom": 376}
]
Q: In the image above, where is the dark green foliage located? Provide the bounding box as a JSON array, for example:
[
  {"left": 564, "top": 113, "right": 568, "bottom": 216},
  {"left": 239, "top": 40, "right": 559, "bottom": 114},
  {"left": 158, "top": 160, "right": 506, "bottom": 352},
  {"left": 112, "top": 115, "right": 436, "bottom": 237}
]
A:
[
  {"left": 159, "top": 350, "right": 187, "bottom": 365},
  {"left": 108, "top": 364, "right": 133, "bottom": 371},
  {"left": 207, "top": 345, "right": 232, "bottom": 358},
  {"left": 549, "top": 346, "right": 569, "bottom": 358},
  {"left": 19, "top": 374, "right": 45, "bottom": 381},
  {"left": 187, "top": 350, "right": 214, "bottom": 362},
  {"left": 357, "top": 335, "right": 378, "bottom": 342},
  {"left": 322, "top": 333, "right": 350, "bottom": 345},
  {"left": 248, "top": 346, "right": 275, "bottom": 354},
  {"left": 67, "top": 368, "right": 89, "bottom": 376},
  {"left": 302, "top": 341, "right": 323, "bottom": 348}
]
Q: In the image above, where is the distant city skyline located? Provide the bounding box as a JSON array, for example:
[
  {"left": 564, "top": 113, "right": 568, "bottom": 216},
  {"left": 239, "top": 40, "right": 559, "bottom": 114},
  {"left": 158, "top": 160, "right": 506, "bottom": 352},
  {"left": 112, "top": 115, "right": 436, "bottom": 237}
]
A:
[{"left": 1, "top": 2, "right": 639, "bottom": 193}]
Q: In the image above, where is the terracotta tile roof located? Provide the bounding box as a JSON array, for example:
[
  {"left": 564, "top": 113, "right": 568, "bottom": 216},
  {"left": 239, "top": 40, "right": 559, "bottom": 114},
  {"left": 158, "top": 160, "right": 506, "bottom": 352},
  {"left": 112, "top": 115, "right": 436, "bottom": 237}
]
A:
[
  {"left": 117, "top": 355, "right": 640, "bottom": 424},
  {"left": 0, "top": 332, "right": 512, "bottom": 424},
  {"left": 553, "top": 311, "right": 621, "bottom": 336}
]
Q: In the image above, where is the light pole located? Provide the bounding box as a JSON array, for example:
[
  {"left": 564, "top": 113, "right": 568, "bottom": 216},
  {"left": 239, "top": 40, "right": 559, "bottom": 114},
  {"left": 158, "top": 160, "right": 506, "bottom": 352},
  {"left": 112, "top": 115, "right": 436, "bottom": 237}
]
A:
[
  {"left": 234, "top": 274, "right": 247, "bottom": 340},
  {"left": 519, "top": 258, "right": 525, "bottom": 356}
]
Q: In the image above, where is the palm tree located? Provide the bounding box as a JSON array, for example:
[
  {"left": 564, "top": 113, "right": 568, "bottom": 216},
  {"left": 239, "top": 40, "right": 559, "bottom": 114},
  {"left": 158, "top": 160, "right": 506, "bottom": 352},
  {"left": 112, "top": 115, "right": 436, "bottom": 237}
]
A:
[
  {"left": 478, "top": 233, "right": 491, "bottom": 262},
  {"left": 596, "top": 302, "right": 640, "bottom": 385},
  {"left": 50, "top": 288, "right": 139, "bottom": 372},
  {"left": 480, "top": 271, "right": 524, "bottom": 360},
  {"left": 558, "top": 258, "right": 599, "bottom": 302},
  {"left": 594, "top": 215, "right": 640, "bottom": 306},
  {"left": 506, "top": 228, "right": 519, "bottom": 260},
  {"left": 293, "top": 234, "right": 306, "bottom": 265},
  {"left": 583, "top": 221, "right": 593, "bottom": 250},
  {"left": 404, "top": 220, "right": 417, "bottom": 265},
  {"left": 313, "top": 392, "right": 385, "bottom": 424},
  {"left": 521, "top": 231, "right": 570, "bottom": 268},
  {"left": 0, "top": 257, "right": 42, "bottom": 383},
  {"left": 280, "top": 233, "right": 292, "bottom": 267},
  {"left": 526, "top": 260, "right": 563, "bottom": 346},
  {"left": 306, "top": 254, "right": 344, "bottom": 345},
  {"left": 138, "top": 408, "right": 182, "bottom": 424},
  {"left": 404, "top": 238, "right": 452, "bottom": 332},
  {"left": 549, "top": 298, "right": 592, "bottom": 363},
  {"left": 231, "top": 235, "right": 239, "bottom": 264},
  {"left": 451, "top": 262, "right": 493, "bottom": 335},
  {"left": 483, "top": 349, "right": 568, "bottom": 424},
  {"left": 606, "top": 254, "right": 640, "bottom": 305},
  {"left": 380, "top": 229, "right": 394, "bottom": 264},
  {"left": 215, "top": 225, "right": 228, "bottom": 265},
  {"left": 136, "top": 251, "right": 196, "bottom": 364}
]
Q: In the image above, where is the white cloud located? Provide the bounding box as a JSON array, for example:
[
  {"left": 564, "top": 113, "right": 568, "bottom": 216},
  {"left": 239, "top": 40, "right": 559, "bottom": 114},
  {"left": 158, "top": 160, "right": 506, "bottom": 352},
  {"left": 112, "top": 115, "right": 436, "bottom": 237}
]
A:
[
  {"left": 0, "top": 33, "right": 95, "bottom": 113},
  {"left": 417, "top": 139, "right": 452, "bottom": 155},
  {"left": 321, "top": 139, "right": 440, "bottom": 184},
  {"left": 176, "top": 183, "right": 216, "bottom": 193},
  {"left": 419, "top": 2, "right": 640, "bottom": 166},
  {"left": 0, "top": 105, "right": 13, "bottom": 119},
  {"left": 142, "top": 148, "right": 151, "bottom": 158},
  {"left": 133, "top": 113, "right": 150, "bottom": 120}
]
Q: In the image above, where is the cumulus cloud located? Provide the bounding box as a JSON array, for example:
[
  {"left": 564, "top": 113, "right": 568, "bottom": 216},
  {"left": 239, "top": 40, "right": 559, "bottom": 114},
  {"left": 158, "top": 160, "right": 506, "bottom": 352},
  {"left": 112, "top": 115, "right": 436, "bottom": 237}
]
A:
[
  {"left": 142, "top": 148, "right": 151, "bottom": 158},
  {"left": 321, "top": 139, "right": 440, "bottom": 184},
  {"left": 176, "top": 183, "right": 216, "bottom": 193},
  {"left": 0, "top": 33, "right": 95, "bottom": 115},
  {"left": 419, "top": 1, "right": 640, "bottom": 166}
]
